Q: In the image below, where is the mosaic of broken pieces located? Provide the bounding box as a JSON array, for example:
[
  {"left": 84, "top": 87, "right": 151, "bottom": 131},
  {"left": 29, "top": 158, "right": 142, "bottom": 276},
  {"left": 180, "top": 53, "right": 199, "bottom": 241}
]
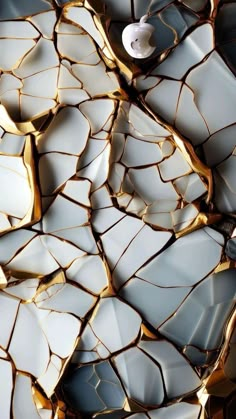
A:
[{"left": 0, "top": 0, "right": 235, "bottom": 418}]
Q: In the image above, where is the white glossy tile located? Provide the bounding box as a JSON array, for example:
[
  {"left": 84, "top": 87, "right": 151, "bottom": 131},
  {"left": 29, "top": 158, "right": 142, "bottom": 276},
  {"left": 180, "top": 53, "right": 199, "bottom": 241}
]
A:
[
  {"left": 65, "top": 7, "right": 104, "bottom": 48},
  {"left": 37, "top": 106, "right": 89, "bottom": 155},
  {"left": 137, "top": 228, "right": 223, "bottom": 287},
  {"left": 29, "top": 10, "right": 57, "bottom": 39},
  {"left": 13, "top": 374, "right": 41, "bottom": 419},
  {"left": 14, "top": 38, "right": 59, "bottom": 78},
  {"left": 90, "top": 297, "right": 141, "bottom": 352},
  {"left": 114, "top": 347, "right": 164, "bottom": 406},
  {"left": 9, "top": 304, "right": 50, "bottom": 377},
  {"left": 120, "top": 277, "right": 189, "bottom": 328},
  {"left": 66, "top": 255, "right": 108, "bottom": 295}
]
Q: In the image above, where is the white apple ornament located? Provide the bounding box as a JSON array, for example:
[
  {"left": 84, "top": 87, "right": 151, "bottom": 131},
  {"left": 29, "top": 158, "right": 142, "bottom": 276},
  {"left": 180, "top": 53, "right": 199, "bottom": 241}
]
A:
[{"left": 122, "top": 15, "right": 156, "bottom": 59}]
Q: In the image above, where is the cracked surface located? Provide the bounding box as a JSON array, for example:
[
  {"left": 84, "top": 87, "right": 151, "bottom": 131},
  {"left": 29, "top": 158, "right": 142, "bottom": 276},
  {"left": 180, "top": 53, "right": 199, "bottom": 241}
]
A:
[{"left": 0, "top": 0, "right": 236, "bottom": 418}]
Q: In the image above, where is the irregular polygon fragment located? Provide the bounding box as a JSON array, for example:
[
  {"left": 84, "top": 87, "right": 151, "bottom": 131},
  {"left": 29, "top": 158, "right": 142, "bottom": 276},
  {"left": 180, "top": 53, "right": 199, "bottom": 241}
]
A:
[
  {"left": 89, "top": 297, "right": 141, "bottom": 353},
  {"left": 36, "top": 282, "right": 96, "bottom": 318},
  {"left": 120, "top": 276, "right": 190, "bottom": 328},
  {"left": 37, "top": 106, "right": 89, "bottom": 155},
  {"left": 65, "top": 7, "right": 104, "bottom": 48},
  {"left": 114, "top": 347, "right": 164, "bottom": 406},
  {"left": 6, "top": 235, "right": 59, "bottom": 275},
  {"left": 152, "top": 24, "right": 214, "bottom": 79},
  {"left": 9, "top": 304, "right": 50, "bottom": 378},
  {"left": 139, "top": 341, "right": 201, "bottom": 398},
  {"left": 0, "top": 155, "right": 31, "bottom": 218},
  {"left": 0, "top": 39, "right": 35, "bottom": 71},
  {"left": 160, "top": 269, "right": 236, "bottom": 353},
  {"left": 137, "top": 227, "right": 223, "bottom": 287},
  {"left": 14, "top": 38, "right": 59, "bottom": 78},
  {"left": 66, "top": 255, "right": 108, "bottom": 295},
  {"left": 13, "top": 374, "right": 43, "bottom": 419},
  {"left": 29, "top": 10, "right": 57, "bottom": 39},
  {"left": 186, "top": 51, "right": 236, "bottom": 134}
]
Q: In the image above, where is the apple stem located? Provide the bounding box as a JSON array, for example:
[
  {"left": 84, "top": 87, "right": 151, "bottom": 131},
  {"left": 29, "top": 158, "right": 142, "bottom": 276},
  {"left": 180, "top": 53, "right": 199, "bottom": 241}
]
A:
[{"left": 140, "top": 14, "right": 149, "bottom": 24}]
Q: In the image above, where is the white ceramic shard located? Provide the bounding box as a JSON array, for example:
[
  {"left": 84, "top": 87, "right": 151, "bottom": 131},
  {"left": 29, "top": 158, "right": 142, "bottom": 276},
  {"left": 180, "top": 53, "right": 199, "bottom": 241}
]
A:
[
  {"left": 66, "top": 255, "right": 108, "bottom": 295},
  {"left": 114, "top": 347, "right": 164, "bottom": 406},
  {"left": 3, "top": 278, "right": 39, "bottom": 301},
  {"left": 0, "top": 21, "right": 40, "bottom": 38},
  {"left": 78, "top": 143, "right": 111, "bottom": 191},
  {"left": 9, "top": 304, "right": 50, "bottom": 377},
  {"left": 112, "top": 226, "right": 172, "bottom": 289},
  {"left": 39, "top": 153, "right": 78, "bottom": 195},
  {"left": 38, "top": 106, "right": 89, "bottom": 154},
  {"left": 173, "top": 204, "right": 199, "bottom": 232},
  {"left": 120, "top": 277, "right": 189, "bottom": 328},
  {"left": 203, "top": 124, "right": 236, "bottom": 167},
  {"left": 90, "top": 298, "right": 141, "bottom": 353},
  {"left": 152, "top": 24, "right": 214, "bottom": 79},
  {"left": 92, "top": 207, "right": 125, "bottom": 234},
  {"left": 78, "top": 139, "right": 108, "bottom": 169},
  {"left": 174, "top": 173, "right": 207, "bottom": 202},
  {"left": 21, "top": 67, "right": 58, "bottom": 98},
  {"left": 1, "top": 89, "right": 21, "bottom": 120},
  {"left": 139, "top": 341, "right": 201, "bottom": 398},
  {"left": 13, "top": 374, "right": 42, "bottom": 419},
  {"left": 73, "top": 60, "right": 120, "bottom": 96},
  {"left": 0, "top": 293, "right": 20, "bottom": 349},
  {"left": 160, "top": 269, "right": 236, "bottom": 352},
  {"left": 146, "top": 80, "right": 182, "bottom": 125},
  {"left": 63, "top": 179, "right": 91, "bottom": 206},
  {"left": 37, "top": 282, "right": 96, "bottom": 318},
  {"left": 20, "top": 95, "right": 56, "bottom": 120},
  {"left": 37, "top": 355, "right": 62, "bottom": 397},
  {"left": 6, "top": 236, "right": 59, "bottom": 275},
  {"left": 43, "top": 195, "right": 88, "bottom": 233},
  {"left": 14, "top": 38, "right": 59, "bottom": 78},
  {"left": 54, "top": 225, "right": 98, "bottom": 254},
  {"left": 159, "top": 149, "right": 191, "bottom": 180},
  {"left": 0, "top": 133, "right": 26, "bottom": 155},
  {"left": 58, "top": 87, "right": 90, "bottom": 105},
  {"left": 0, "top": 74, "right": 22, "bottom": 95},
  {"left": 137, "top": 228, "right": 223, "bottom": 287},
  {"left": 91, "top": 186, "right": 113, "bottom": 209},
  {"left": 134, "top": 74, "right": 160, "bottom": 91},
  {"left": 0, "top": 229, "right": 36, "bottom": 264},
  {"left": 128, "top": 104, "right": 169, "bottom": 137},
  {"left": 58, "top": 63, "right": 82, "bottom": 88},
  {"left": 108, "top": 163, "right": 126, "bottom": 193},
  {"left": 175, "top": 83, "right": 210, "bottom": 145},
  {"left": 29, "top": 10, "right": 57, "bottom": 39},
  {"left": 129, "top": 166, "right": 179, "bottom": 204},
  {"left": 0, "top": 39, "right": 35, "bottom": 71},
  {"left": 41, "top": 311, "right": 81, "bottom": 358},
  {"left": 58, "top": 33, "right": 98, "bottom": 64},
  {"left": 0, "top": 156, "right": 31, "bottom": 218},
  {"left": 80, "top": 99, "right": 116, "bottom": 134},
  {"left": 186, "top": 51, "right": 236, "bottom": 134},
  {"left": 121, "top": 135, "right": 162, "bottom": 167},
  {"left": 101, "top": 216, "right": 143, "bottom": 268},
  {"left": 66, "top": 7, "right": 104, "bottom": 48}
]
